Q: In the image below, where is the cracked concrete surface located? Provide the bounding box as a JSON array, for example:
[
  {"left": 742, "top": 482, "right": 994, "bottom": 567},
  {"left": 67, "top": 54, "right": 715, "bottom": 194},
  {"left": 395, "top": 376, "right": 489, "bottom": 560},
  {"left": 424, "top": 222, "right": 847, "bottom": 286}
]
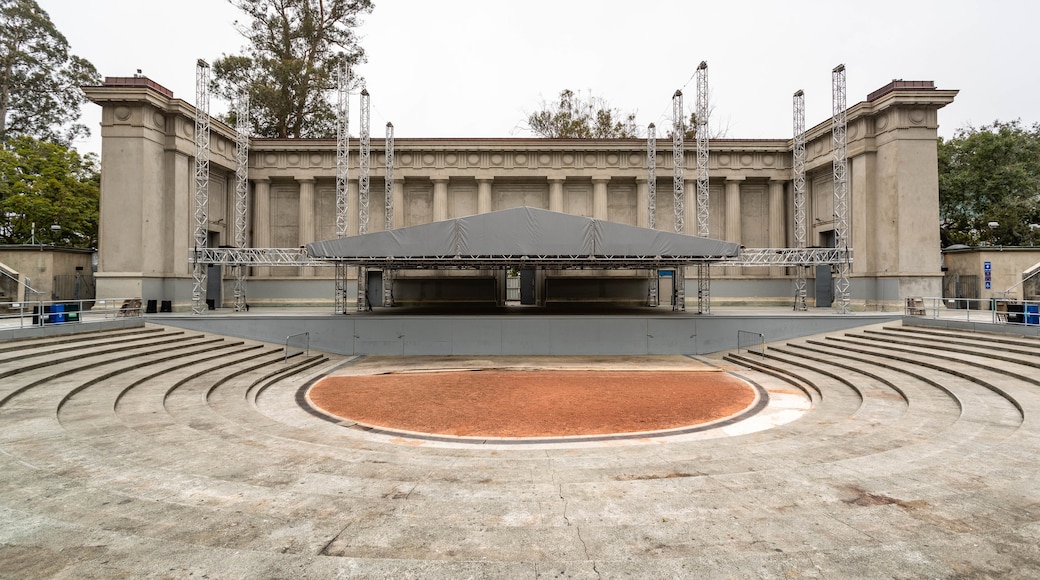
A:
[{"left": 1, "top": 321, "right": 1040, "bottom": 577}]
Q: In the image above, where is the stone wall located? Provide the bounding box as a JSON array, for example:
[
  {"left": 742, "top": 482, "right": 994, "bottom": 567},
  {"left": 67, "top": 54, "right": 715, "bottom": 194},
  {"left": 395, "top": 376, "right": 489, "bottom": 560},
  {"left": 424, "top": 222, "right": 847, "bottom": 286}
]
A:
[{"left": 85, "top": 78, "right": 957, "bottom": 311}]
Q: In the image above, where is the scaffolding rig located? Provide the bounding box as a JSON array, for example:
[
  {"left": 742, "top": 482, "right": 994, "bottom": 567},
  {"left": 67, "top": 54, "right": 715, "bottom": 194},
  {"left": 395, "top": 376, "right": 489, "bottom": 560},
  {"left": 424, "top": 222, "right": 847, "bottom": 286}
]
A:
[
  {"left": 191, "top": 59, "right": 211, "bottom": 315},
  {"left": 672, "top": 90, "right": 686, "bottom": 311},
  {"left": 334, "top": 60, "right": 350, "bottom": 314},
  {"left": 694, "top": 61, "right": 710, "bottom": 314},
  {"left": 646, "top": 123, "right": 658, "bottom": 306},
  {"left": 356, "top": 88, "right": 371, "bottom": 311},
  {"left": 383, "top": 121, "right": 395, "bottom": 307},
  {"left": 695, "top": 61, "right": 709, "bottom": 238},
  {"left": 233, "top": 91, "right": 249, "bottom": 312},
  {"left": 792, "top": 89, "right": 808, "bottom": 311},
  {"left": 832, "top": 64, "right": 851, "bottom": 314}
]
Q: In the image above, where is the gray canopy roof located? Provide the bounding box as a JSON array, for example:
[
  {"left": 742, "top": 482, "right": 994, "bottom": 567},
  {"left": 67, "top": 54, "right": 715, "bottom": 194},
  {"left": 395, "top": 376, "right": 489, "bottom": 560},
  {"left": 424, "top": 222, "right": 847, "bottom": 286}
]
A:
[{"left": 307, "top": 207, "right": 738, "bottom": 266}]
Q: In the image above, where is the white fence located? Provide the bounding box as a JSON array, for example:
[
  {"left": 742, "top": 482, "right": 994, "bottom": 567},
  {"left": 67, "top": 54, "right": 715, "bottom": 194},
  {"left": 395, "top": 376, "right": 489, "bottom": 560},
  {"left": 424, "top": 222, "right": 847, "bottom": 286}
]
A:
[
  {"left": 0, "top": 298, "right": 143, "bottom": 330},
  {"left": 904, "top": 297, "right": 1040, "bottom": 326}
]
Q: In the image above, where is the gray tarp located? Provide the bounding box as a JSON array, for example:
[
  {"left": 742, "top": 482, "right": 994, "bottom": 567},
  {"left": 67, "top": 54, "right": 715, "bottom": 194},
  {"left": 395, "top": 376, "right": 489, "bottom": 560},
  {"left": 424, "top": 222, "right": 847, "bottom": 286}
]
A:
[{"left": 307, "top": 207, "right": 739, "bottom": 260}]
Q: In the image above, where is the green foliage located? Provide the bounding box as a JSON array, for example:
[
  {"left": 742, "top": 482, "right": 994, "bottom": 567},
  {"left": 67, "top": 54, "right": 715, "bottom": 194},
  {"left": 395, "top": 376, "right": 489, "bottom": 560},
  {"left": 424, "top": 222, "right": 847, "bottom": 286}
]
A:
[
  {"left": 212, "top": 0, "right": 374, "bottom": 139},
  {"left": 0, "top": 135, "right": 99, "bottom": 247},
  {"left": 525, "top": 89, "right": 639, "bottom": 139},
  {"left": 0, "top": 0, "right": 100, "bottom": 145},
  {"left": 938, "top": 120, "right": 1040, "bottom": 247}
]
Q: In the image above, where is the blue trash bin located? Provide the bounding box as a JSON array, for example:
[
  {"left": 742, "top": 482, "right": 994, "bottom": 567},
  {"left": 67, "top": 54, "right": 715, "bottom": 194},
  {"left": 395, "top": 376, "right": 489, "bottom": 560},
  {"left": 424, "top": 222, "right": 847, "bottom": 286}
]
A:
[
  {"left": 47, "top": 303, "right": 65, "bottom": 324},
  {"left": 1027, "top": 304, "right": 1039, "bottom": 325}
]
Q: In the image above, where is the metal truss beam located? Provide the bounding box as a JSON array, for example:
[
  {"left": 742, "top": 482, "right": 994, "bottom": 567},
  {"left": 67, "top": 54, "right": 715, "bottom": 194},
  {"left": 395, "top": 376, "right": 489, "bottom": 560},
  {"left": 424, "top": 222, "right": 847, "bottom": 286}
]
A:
[
  {"left": 695, "top": 61, "right": 709, "bottom": 238},
  {"left": 191, "top": 247, "right": 849, "bottom": 269},
  {"left": 720, "top": 247, "right": 852, "bottom": 267},
  {"left": 191, "top": 59, "right": 211, "bottom": 315},
  {"left": 191, "top": 247, "right": 329, "bottom": 266}
]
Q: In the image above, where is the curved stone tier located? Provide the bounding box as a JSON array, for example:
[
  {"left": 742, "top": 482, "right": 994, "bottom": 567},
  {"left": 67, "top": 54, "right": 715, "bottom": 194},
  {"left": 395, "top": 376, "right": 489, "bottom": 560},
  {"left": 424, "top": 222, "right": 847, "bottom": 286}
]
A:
[{"left": 1, "top": 322, "right": 1038, "bottom": 577}]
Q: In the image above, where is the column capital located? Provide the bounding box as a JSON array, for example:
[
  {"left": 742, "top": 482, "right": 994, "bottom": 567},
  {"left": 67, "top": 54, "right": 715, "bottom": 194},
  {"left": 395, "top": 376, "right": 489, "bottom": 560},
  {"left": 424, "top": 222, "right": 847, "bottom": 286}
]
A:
[
  {"left": 252, "top": 176, "right": 271, "bottom": 184},
  {"left": 547, "top": 176, "right": 566, "bottom": 184},
  {"left": 725, "top": 175, "right": 746, "bottom": 182},
  {"left": 591, "top": 176, "right": 611, "bottom": 184},
  {"left": 295, "top": 176, "right": 315, "bottom": 184},
  {"left": 431, "top": 177, "right": 450, "bottom": 184}
]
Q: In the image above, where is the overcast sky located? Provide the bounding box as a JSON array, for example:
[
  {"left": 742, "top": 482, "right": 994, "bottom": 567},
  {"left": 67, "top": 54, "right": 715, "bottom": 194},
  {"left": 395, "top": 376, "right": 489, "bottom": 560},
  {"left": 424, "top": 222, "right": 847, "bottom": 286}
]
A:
[{"left": 39, "top": 0, "right": 1040, "bottom": 157}]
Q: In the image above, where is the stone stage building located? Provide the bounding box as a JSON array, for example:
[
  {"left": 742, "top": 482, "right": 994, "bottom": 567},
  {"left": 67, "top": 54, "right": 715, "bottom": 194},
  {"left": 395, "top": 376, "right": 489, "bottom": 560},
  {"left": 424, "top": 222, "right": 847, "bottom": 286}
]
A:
[{"left": 84, "top": 77, "right": 956, "bottom": 311}]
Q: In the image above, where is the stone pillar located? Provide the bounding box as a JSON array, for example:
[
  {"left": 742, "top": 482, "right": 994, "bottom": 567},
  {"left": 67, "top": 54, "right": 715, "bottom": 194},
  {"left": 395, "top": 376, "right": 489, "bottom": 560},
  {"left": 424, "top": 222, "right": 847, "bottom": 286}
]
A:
[
  {"left": 592, "top": 177, "right": 610, "bottom": 221},
  {"left": 769, "top": 178, "right": 786, "bottom": 277},
  {"left": 725, "top": 177, "right": 743, "bottom": 243},
  {"left": 636, "top": 177, "right": 649, "bottom": 229},
  {"left": 477, "top": 178, "right": 493, "bottom": 215},
  {"left": 725, "top": 176, "right": 744, "bottom": 276},
  {"left": 391, "top": 178, "right": 405, "bottom": 229},
  {"left": 433, "top": 178, "right": 449, "bottom": 222},
  {"left": 348, "top": 179, "right": 359, "bottom": 236},
  {"left": 252, "top": 178, "right": 270, "bottom": 277},
  {"left": 297, "top": 177, "right": 315, "bottom": 276},
  {"left": 548, "top": 177, "right": 565, "bottom": 213}
]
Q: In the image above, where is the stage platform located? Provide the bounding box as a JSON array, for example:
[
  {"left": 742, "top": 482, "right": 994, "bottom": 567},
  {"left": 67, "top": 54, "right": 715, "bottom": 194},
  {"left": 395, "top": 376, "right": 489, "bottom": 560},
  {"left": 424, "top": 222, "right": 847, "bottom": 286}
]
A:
[{"left": 146, "top": 304, "right": 903, "bottom": 356}]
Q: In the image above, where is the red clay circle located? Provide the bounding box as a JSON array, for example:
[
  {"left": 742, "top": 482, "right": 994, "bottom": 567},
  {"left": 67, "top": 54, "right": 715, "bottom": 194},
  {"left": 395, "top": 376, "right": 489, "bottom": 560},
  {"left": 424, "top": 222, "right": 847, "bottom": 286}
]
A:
[{"left": 308, "top": 370, "right": 756, "bottom": 438}]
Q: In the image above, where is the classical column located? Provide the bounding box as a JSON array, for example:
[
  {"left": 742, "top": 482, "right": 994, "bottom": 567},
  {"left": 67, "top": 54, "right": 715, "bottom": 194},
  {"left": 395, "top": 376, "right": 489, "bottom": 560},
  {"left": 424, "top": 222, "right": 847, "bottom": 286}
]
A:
[
  {"left": 477, "top": 178, "right": 493, "bottom": 215},
  {"left": 298, "top": 178, "right": 315, "bottom": 245},
  {"left": 433, "top": 178, "right": 449, "bottom": 222},
  {"left": 636, "top": 177, "right": 649, "bottom": 228},
  {"left": 592, "top": 177, "right": 610, "bottom": 221},
  {"left": 391, "top": 178, "right": 405, "bottom": 229},
  {"left": 725, "top": 177, "right": 744, "bottom": 243},
  {"left": 725, "top": 176, "right": 744, "bottom": 276},
  {"left": 769, "top": 178, "right": 786, "bottom": 277},
  {"left": 252, "top": 178, "right": 270, "bottom": 278},
  {"left": 297, "top": 177, "right": 315, "bottom": 277},
  {"left": 548, "top": 177, "right": 565, "bottom": 213},
  {"left": 348, "top": 179, "right": 359, "bottom": 236}
]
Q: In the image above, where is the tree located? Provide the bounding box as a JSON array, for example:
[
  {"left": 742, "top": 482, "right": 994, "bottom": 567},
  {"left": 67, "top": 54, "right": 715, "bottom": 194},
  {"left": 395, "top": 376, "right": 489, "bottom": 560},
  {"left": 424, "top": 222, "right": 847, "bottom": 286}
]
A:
[
  {"left": 0, "top": 135, "right": 99, "bottom": 247},
  {"left": 0, "top": 0, "right": 100, "bottom": 145},
  {"left": 212, "top": 0, "right": 374, "bottom": 139},
  {"left": 524, "top": 89, "right": 639, "bottom": 139},
  {"left": 938, "top": 120, "right": 1040, "bottom": 247}
]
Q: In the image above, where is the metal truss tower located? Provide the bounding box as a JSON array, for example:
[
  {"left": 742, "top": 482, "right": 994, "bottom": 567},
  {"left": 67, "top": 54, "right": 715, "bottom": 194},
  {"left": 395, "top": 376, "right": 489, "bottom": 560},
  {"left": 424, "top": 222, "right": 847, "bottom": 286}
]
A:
[
  {"left": 695, "top": 61, "right": 709, "bottom": 238},
  {"left": 671, "top": 90, "right": 685, "bottom": 235},
  {"left": 232, "top": 91, "right": 249, "bottom": 312},
  {"left": 356, "top": 88, "right": 371, "bottom": 311},
  {"left": 384, "top": 121, "right": 395, "bottom": 307},
  {"left": 358, "top": 88, "right": 371, "bottom": 235},
  {"left": 191, "top": 59, "right": 211, "bottom": 315},
  {"left": 832, "top": 64, "right": 851, "bottom": 314},
  {"left": 646, "top": 123, "right": 659, "bottom": 306},
  {"left": 385, "top": 122, "right": 395, "bottom": 230},
  {"left": 671, "top": 90, "right": 686, "bottom": 312},
  {"left": 646, "top": 123, "right": 656, "bottom": 230},
  {"left": 694, "top": 61, "right": 711, "bottom": 314},
  {"left": 792, "top": 89, "right": 808, "bottom": 311},
  {"left": 334, "top": 60, "right": 350, "bottom": 314}
]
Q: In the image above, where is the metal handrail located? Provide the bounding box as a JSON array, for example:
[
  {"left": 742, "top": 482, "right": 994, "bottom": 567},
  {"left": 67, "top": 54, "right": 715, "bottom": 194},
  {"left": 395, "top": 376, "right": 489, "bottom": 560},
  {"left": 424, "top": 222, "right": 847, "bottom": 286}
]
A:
[
  {"left": 737, "top": 330, "right": 765, "bottom": 357},
  {"left": 284, "top": 332, "right": 310, "bottom": 361}
]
